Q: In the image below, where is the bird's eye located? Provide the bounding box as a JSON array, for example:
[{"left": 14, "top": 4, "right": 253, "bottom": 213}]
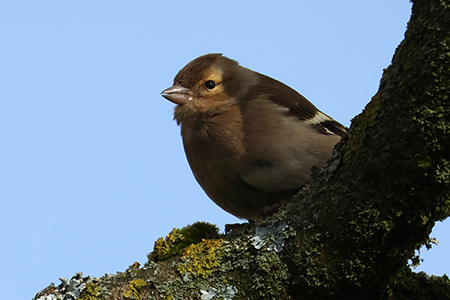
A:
[{"left": 205, "top": 80, "right": 216, "bottom": 90}]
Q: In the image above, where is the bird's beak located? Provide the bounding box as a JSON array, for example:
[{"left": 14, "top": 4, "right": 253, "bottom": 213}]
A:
[{"left": 161, "top": 85, "right": 191, "bottom": 105}]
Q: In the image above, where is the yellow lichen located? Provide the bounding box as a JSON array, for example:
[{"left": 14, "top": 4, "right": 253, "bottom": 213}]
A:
[
  {"left": 123, "top": 278, "right": 147, "bottom": 299},
  {"left": 128, "top": 261, "right": 141, "bottom": 270},
  {"left": 147, "top": 222, "right": 220, "bottom": 262},
  {"left": 78, "top": 282, "right": 100, "bottom": 300},
  {"left": 149, "top": 228, "right": 185, "bottom": 261},
  {"left": 177, "top": 239, "right": 224, "bottom": 278}
]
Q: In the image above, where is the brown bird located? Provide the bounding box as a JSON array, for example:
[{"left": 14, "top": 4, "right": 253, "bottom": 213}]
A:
[{"left": 161, "top": 53, "right": 346, "bottom": 221}]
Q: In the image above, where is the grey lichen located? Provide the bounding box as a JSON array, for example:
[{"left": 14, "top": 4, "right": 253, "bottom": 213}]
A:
[
  {"left": 35, "top": 273, "right": 98, "bottom": 300},
  {"left": 250, "top": 222, "right": 289, "bottom": 252},
  {"left": 200, "top": 286, "right": 238, "bottom": 300}
]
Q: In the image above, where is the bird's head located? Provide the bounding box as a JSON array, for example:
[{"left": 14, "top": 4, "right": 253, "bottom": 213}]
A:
[{"left": 161, "top": 54, "right": 258, "bottom": 119}]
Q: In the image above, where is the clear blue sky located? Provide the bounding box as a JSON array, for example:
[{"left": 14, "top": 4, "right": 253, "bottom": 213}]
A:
[{"left": 1, "top": 2, "right": 448, "bottom": 299}]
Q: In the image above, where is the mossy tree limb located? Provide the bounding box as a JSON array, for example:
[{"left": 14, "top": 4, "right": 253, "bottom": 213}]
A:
[{"left": 281, "top": 0, "right": 450, "bottom": 297}]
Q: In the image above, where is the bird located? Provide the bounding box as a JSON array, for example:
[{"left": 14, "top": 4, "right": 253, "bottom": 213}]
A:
[{"left": 161, "top": 53, "right": 346, "bottom": 221}]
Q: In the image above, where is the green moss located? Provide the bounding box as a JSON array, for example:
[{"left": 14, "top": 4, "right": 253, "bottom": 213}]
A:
[
  {"left": 177, "top": 239, "right": 224, "bottom": 278},
  {"left": 215, "top": 236, "right": 292, "bottom": 300},
  {"left": 78, "top": 282, "right": 100, "bottom": 300},
  {"left": 388, "top": 267, "right": 450, "bottom": 299},
  {"left": 123, "top": 278, "right": 147, "bottom": 299},
  {"left": 230, "top": 251, "right": 291, "bottom": 300},
  {"left": 147, "top": 222, "right": 220, "bottom": 262},
  {"left": 282, "top": 232, "right": 338, "bottom": 298},
  {"left": 342, "top": 91, "right": 381, "bottom": 162},
  {"left": 252, "top": 251, "right": 291, "bottom": 298}
]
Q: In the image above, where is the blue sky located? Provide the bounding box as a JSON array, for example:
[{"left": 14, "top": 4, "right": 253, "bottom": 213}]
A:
[{"left": 1, "top": 2, "right": 448, "bottom": 299}]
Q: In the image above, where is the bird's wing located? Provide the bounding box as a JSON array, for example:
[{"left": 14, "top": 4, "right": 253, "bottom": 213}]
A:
[{"left": 257, "top": 74, "right": 347, "bottom": 136}]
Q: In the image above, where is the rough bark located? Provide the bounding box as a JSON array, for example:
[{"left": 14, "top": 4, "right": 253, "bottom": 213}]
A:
[{"left": 34, "top": 0, "right": 450, "bottom": 299}]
